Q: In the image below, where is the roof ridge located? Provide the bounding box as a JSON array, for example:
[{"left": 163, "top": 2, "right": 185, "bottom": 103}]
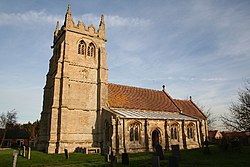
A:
[
  {"left": 174, "top": 99, "right": 190, "bottom": 102},
  {"left": 109, "top": 83, "right": 162, "bottom": 92}
]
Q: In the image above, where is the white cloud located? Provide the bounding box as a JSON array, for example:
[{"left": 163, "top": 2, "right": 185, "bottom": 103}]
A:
[
  {"left": 77, "top": 13, "right": 152, "bottom": 28},
  {"left": 0, "top": 10, "right": 62, "bottom": 26},
  {"left": 0, "top": 11, "right": 151, "bottom": 29},
  {"left": 106, "top": 15, "right": 151, "bottom": 28}
]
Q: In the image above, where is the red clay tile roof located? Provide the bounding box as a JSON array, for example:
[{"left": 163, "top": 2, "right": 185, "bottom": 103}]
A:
[
  {"left": 173, "top": 99, "right": 206, "bottom": 119},
  {"left": 108, "top": 83, "right": 180, "bottom": 112}
]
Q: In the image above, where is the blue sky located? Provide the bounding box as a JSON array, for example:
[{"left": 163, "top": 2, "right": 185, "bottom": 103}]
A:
[{"left": 0, "top": 0, "right": 250, "bottom": 130}]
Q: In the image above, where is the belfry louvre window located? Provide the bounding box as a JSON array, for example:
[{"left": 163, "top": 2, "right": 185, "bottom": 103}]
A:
[
  {"left": 170, "top": 123, "right": 179, "bottom": 140},
  {"left": 129, "top": 123, "right": 140, "bottom": 142},
  {"left": 78, "top": 40, "right": 85, "bottom": 55},
  {"left": 187, "top": 123, "right": 195, "bottom": 139},
  {"left": 88, "top": 43, "right": 95, "bottom": 57}
]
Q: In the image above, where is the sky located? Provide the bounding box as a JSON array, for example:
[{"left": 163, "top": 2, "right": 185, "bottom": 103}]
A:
[{"left": 0, "top": 0, "right": 250, "bottom": 130}]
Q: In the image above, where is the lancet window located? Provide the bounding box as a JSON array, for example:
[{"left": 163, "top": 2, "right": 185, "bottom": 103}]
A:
[
  {"left": 78, "top": 40, "right": 86, "bottom": 55},
  {"left": 87, "top": 43, "right": 95, "bottom": 57}
]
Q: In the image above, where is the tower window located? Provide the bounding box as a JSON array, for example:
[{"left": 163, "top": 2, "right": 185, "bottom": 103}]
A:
[
  {"left": 78, "top": 40, "right": 85, "bottom": 55},
  {"left": 88, "top": 43, "right": 95, "bottom": 57}
]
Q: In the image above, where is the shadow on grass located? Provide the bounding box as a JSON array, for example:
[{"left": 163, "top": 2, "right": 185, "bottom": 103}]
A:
[{"left": 0, "top": 145, "right": 249, "bottom": 167}]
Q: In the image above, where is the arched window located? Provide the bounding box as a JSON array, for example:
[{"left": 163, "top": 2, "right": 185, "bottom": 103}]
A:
[
  {"left": 170, "top": 123, "right": 179, "bottom": 140},
  {"left": 129, "top": 122, "right": 140, "bottom": 142},
  {"left": 88, "top": 43, "right": 95, "bottom": 57},
  {"left": 187, "top": 123, "right": 195, "bottom": 140},
  {"left": 78, "top": 40, "right": 85, "bottom": 55}
]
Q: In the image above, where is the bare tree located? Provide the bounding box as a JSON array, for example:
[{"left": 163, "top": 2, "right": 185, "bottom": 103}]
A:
[
  {"left": 0, "top": 109, "right": 17, "bottom": 128},
  {"left": 190, "top": 98, "right": 216, "bottom": 130},
  {"left": 221, "top": 81, "right": 250, "bottom": 131},
  {"left": 0, "top": 109, "right": 18, "bottom": 147},
  {"left": 199, "top": 106, "right": 216, "bottom": 130}
]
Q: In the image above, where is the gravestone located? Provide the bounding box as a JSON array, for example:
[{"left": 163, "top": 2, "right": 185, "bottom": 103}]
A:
[
  {"left": 110, "top": 155, "right": 117, "bottom": 167},
  {"left": 152, "top": 155, "right": 160, "bottom": 167},
  {"left": 110, "top": 151, "right": 117, "bottom": 167},
  {"left": 105, "top": 153, "right": 110, "bottom": 162},
  {"left": 155, "top": 144, "right": 164, "bottom": 160},
  {"left": 28, "top": 147, "right": 31, "bottom": 160},
  {"left": 122, "top": 153, "right": 129, "bottom": 165},
  {"left": 12, "top": 150, "right": 18, "bottom": 167},
  {"left": 64, "top": 149, "right": 69, "bottom": 159},
  {"left": 169, "top": 155, "right": 179, "bottom": 167},
  {"left": 171, "top": 145, "right": 181, "bottom": 161},
  {"left": 203, "top": 139, "right": 210, "bottom": 154},
  {"left": 23, "top": 146, "right": 26, "bottom": 157}
]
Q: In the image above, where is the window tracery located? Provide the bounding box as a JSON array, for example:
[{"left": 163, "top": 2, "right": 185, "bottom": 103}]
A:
[
  {"left": 78, "top": 40, "right": 86, "bottom": 55},
  {"left": 170, "top": 123, "right": 179, "bottom": 140},
  {"left": 187, "top": 123, "right": 195, "bottom": 140},
  {"left": 129, "top": 122, "right": 140, "bottom": 142},
  {"left": 88, "top": 43, "right": 95, "bottom": 57}
]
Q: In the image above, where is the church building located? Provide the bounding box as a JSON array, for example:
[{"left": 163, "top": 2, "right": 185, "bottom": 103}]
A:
[{"left": 38, "top": 5, "right": 208, "bottom": 154}]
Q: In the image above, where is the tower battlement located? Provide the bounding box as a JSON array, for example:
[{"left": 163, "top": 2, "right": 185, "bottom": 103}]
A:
[{"left": 53, "top": 4, "right": 106, "bottom": 46}]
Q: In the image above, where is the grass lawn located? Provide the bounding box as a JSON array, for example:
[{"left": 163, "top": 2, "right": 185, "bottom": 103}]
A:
[{"left": 0, "top": 145, "right": 250, "bottom": 167}]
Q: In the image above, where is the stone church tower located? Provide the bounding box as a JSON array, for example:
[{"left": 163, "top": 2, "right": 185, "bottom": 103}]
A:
[{"left": 38, "top": 5, "right": 108, "bottom": 153}]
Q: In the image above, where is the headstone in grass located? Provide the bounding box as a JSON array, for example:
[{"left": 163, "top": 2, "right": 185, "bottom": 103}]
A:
[
  {"left": 203, "top": 139, "right": 210, "bottom": 154},
  {"left": 28, "top": 147, "right": 31, "bottom": 160},
  {"left": 64, "top": 149, "right": 69, "bottom": 159},
  {"left": 12, "top": 150, "right": 18, "bottom": 167},
  {"left": 169, "top": 155, "right": 179, "bottom": 167},
  {"left": 156, "top": 144, "right": 164, "bottom": 160},
  {"left": 110, "top": 155, "right": 117, "bottom": 167},
  {"left": 171, "top": 145, "right": 181, "bottom": 161},
  {"left": 110, "top": 151, "right": 117, "bottom": 167},
  {"left": 122, "top": 153, "right": 129, "bottom": 165},
  {"left": 23, "top": 146, "right": 26, "bottom": 157},
  {"left": 152, "top": 155, "right": 160, "bottom": 167},
  {"left": 105, "top": 153, "right": 110, "bottom": 162}
]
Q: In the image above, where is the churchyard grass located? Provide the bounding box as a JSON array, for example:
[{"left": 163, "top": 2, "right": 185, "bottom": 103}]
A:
[{"left": 0, "top": 145, "right": 249, "bottom": 167}]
